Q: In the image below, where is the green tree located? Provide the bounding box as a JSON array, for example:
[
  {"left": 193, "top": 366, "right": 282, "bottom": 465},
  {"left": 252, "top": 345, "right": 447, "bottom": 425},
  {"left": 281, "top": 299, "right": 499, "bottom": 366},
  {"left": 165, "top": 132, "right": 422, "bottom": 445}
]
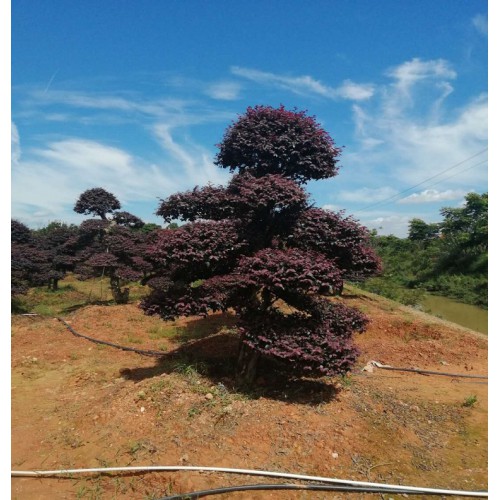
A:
[
  {"left": 440, "top": 193, "right": 487, "bottom": 252},
  {"left": 408, "top": 218, "right": 440, "bottom": 243}
]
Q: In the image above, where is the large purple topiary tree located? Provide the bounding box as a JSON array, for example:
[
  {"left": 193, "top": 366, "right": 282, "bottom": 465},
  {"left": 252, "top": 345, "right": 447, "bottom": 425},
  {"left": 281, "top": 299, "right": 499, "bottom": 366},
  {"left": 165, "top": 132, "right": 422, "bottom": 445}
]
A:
[{"left": 142, "top": 105, "right": 381, "bottom": 384}]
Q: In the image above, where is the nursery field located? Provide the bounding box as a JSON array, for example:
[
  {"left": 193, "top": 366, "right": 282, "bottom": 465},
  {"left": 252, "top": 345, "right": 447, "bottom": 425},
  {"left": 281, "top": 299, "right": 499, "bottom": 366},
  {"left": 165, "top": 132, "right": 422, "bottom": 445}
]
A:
[{"left": 11, "top": 278, "right": 488, "bottom": 499}]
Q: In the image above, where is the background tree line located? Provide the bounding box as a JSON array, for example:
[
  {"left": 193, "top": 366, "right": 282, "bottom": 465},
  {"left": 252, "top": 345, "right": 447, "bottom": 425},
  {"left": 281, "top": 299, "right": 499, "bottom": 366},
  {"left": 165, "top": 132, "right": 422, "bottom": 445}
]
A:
[{"left": 359, "top": 192, "right": 488, "bottom": 308}]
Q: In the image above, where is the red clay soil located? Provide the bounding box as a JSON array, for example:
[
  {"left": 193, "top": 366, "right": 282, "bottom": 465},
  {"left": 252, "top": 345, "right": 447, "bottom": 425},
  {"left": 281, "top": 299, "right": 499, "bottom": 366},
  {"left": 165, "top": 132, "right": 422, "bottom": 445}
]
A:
[{"left": 11, "top": 291, "right": 488, "bottom": 499}]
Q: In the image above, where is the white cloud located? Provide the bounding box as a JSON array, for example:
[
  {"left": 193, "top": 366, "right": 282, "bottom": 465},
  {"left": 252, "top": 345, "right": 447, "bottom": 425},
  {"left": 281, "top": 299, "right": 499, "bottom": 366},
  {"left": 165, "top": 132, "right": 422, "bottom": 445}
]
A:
[
  {"left": 336, "top": 80, "right": 376, "bottom": 101},
  {"left": 152, "top": 124, "right": 230, "bottom": 188},
  {"left": 231, "top": 66, "right": 374, "bottom": 101},
  {"left": 205, "top": 81, "right": 241, "bottom": 101},
  {"left": 12, "top": 138, "right": 176, "bottom": 220},
  {"left": 19, "top": 87, "right": 237, "bottom": 133},
  {"left": 11, "top": 122, "right": 20, "bottom": 165},
  {"left": 11, "top": 129, "right": 232, "bottom": 227},
  {"left": 362, "top": 214, "right": 411, "bottom": 237},
  {"left": 11, "top": 80, "right": 241, "bottom": 227},
  {"left": 398, "top": 189, "right": 467, "bottom": 204},
  {"left": 385, "top": 58, "right": 456, "bottom": 96},
  {"left": 321, "top": 203, "right": 342, "bottom": 212},
  {"left": 338, "top": 186, "right": 397, "bottom": 203},
  {"left": 472, "top": 14, "right": 488, "bottom": 36},
  {"left": 32, "top": 89, "right": 171, "bottom": 116},
  {"left": 350, "top": 58, "right": 487, "bottom": 188}
]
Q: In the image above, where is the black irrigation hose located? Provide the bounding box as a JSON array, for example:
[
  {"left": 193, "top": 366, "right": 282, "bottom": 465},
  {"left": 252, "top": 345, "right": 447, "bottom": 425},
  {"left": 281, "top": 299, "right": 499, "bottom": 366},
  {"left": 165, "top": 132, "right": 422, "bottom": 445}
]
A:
[
  {"left": 56, "top": 317, "right": 168, "bottom": 357},
  {"left": 53, "top": 318, "right": 487, "bottom": 380},
  {"left": 158, "top": 483, "right": 477, "bottom": 499}
]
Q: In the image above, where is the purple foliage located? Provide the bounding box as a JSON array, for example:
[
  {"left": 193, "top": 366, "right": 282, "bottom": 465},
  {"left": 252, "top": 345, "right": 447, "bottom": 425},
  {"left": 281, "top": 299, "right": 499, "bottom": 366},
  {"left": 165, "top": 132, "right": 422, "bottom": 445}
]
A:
[
  {"left": 146, "top": 221, "right": 247, "bottom": 281},
  {"left": 11, "top": 220, "right": 32, "bottom": 244},
  {"left": 289, "top": 208, "right": 382, "bottom": 280},
  {"left": 72, "top": 218, "right": 152, "bottom": 302},
  {"left": 156, "top": 185, "right": 232, "bottom": 222},
  {"left": 86, "top": 252, "right": 120, "bottom": 268},
  {"left": 236, "top": 248, "right": 343, "bottom": 295},
  {"left": 237, "top": 299, "right": 368, "bottom": 376},
  {"left": 113, "top": 211, "right": 145, "bottom": 229},
  {"left": 11, "top": 242, "right": 53, "bottom": 292},
  {"left": 239, "top": 307, "right": 363, "bottom": 376},
  {"left": 157, "top": 173, "right": 307, "bottom": 224},
  {"left": 215, "top": 105, "right": 342, "bottom": 184},
  {"left": 79, "top": 219, "right": 111, "bottom": 233},
  {"left": 74, "top": 187, "right": 121, "bottom": 220},
  {"left": 143, "top": 105, "right": 380, "bottom": 379}
]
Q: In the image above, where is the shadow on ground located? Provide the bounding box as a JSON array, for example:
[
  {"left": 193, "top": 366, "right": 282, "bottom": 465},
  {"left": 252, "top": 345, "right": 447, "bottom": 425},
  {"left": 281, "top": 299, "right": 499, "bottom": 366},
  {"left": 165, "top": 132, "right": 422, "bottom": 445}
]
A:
[{"left": 119, "top": 317, "right": 340, "bottom": 406}]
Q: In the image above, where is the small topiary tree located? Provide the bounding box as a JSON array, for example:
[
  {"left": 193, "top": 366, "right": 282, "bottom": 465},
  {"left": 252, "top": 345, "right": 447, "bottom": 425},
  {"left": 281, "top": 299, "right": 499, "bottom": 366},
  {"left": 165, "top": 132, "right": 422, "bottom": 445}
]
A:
[
  {"left": 142, "top": 105, "right": 381, "bottom": 384},
  {"left": 112, "top": 211, "right": 145, "bottom": 229},
  {"left": 74, "top": 187, "right": 121, "bottom": 220},
  {"left": 72, "top": 190, "right": 151, "bottom": 303},
  {"left": 11, "top": 220, "right": 35, "bottom": 296},
  {"left": 11, "top": 220, "right": 54, "bottom": 295},
  {"left": 33, "top": 222, "right": 80, "bottom": 290}
]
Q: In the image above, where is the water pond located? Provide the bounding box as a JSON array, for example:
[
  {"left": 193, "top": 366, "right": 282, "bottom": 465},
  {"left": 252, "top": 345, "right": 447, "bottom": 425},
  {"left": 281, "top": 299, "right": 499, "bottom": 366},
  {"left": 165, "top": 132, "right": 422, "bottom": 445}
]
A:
[{"left": 418, "top": 294, "right": 488, "bottom": 335}]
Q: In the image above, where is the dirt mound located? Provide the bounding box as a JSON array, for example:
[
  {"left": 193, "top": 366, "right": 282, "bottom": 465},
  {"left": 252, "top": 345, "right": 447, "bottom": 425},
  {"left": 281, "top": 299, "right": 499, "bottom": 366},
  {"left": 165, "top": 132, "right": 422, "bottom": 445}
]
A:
[{"left": 11, "top": 292, "right": 487, "bottom": 499}]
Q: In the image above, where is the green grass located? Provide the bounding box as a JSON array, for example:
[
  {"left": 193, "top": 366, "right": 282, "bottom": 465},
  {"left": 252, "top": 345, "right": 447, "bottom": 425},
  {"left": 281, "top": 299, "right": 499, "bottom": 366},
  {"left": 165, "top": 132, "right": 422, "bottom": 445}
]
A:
[
  {"left": 462, "top": 395, "right": 478, "bottom": 408},
  {"left": 147, "top": 324, "right": 178, "bottom": 340},
  {"left": 126, "top": 335, "right": 143, "bottom": 345},
  {"left": 12, "top": 274, "right": 150, "bottom": 316}
]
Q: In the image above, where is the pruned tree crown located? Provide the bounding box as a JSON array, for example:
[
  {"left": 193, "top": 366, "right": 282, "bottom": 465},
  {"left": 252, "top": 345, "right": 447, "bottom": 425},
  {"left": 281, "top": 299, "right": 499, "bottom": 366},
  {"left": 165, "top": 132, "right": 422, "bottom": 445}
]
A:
[
  {"left": 215, "top": 105, "right": 342, "bottom": 184},
  {"left": 74, "top": 187, "right": 121, "bottom": 220}
]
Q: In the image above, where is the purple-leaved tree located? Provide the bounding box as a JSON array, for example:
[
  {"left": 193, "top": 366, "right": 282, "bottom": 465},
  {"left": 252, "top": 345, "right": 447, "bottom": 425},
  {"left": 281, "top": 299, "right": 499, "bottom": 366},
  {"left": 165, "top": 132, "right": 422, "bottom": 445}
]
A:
[
  {"left": 72, "top": 189, "right": 152, "bottom": 303},
  {"left": 141, "top": 105, "right": 381, "bottom": 384},
  {"left": 74, "top": 188, "right": 121, "bottom": 220}
]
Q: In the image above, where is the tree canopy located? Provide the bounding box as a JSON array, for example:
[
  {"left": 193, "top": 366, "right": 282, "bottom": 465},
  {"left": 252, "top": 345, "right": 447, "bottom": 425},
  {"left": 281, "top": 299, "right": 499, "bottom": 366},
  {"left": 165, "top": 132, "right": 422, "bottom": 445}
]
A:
[
  {"left": 74, "top": 187, "right": 121, "bottom": 220},
  {"left": 215, "top": 105, "right": 343, "bottom": 184}
]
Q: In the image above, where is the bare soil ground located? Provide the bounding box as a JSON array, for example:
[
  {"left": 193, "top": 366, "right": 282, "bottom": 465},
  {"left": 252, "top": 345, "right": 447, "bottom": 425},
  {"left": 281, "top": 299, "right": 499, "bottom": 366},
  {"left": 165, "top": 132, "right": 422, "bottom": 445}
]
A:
[{"left": 11, "top": 286, "right": 487, "bottom": 499}]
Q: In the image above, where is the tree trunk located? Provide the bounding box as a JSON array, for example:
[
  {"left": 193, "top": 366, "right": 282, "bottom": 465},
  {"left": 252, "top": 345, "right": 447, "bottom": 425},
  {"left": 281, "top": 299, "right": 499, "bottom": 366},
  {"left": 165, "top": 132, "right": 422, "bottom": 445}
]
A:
[
  {"left": 109, "top": 276, "right": 130, "bottom": 304},
  {"left": 236, "top": 341, "right": 260, "bottom": 386},
  {"left": 47, "top": 278, "right": 59, "bottom": 291}
]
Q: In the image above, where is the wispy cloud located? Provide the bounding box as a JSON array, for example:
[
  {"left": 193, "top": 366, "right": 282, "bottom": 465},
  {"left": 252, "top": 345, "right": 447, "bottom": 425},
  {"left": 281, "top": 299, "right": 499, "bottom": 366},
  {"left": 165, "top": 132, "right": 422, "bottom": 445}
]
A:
[
  {"left": 398, "top": 189, "right": 467, "bottom": 204},
  {"left": 152, "top": 124, "right": 230, "bottom": 187},
  {"left": 336, "top": 80, "right": 376, "bottom": 101},
  {"left": 366, "top": 214, "right": 412, "bottom": 237},
  {"left": 338, "top": 186, "right": 398, "bottom": 203},
  {"left": 385, "top": 58, "right": 456, "bottom": 96},
  {"left": 11, "top": 129, "right": 230, "bottom": 227},
  {"left": 335, "top": 57, "right": 488, "bottom": 236},
  {"left": 29, "top": 89, "right": 190, "bottom": 118},
  {"left": 472, "top": 14, "right": 488, "bottom": 36},
  {"left": 231, "top": 66, "right": 375, "bottom": 101},
  {"left": 17, "top": 86, "right": 237, "bottom": 132},
  {"left": 12, "top": 137, "right": 174, "bottom": 222},
  {"left": 349, "top": 58, "right": 487, "bottom": 188},
  {"left": 324, "top": 206, "right": 411, "bottom": 236},
  {"left": 12, "top": 78, "right": 241, "bottom": 227},
  {"left": 12, "top": 122, "right": 21, "bottom": 165},
  {"left": 204, "top": 81, "right": 242, "bottom": 101}
]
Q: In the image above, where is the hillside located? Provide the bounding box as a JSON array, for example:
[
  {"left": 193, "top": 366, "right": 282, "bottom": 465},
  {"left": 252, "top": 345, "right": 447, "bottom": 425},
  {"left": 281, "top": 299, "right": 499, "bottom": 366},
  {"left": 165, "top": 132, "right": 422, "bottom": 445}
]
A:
[{"left": 11, "top": 286, "right": 487, "bottom": 499}]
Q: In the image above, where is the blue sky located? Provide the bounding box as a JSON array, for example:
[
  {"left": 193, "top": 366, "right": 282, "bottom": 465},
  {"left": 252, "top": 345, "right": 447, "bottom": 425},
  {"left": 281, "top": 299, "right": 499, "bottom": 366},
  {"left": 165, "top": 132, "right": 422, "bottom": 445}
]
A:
[{"left": 11, "top": 0, "right": 488, "bottom": 236}]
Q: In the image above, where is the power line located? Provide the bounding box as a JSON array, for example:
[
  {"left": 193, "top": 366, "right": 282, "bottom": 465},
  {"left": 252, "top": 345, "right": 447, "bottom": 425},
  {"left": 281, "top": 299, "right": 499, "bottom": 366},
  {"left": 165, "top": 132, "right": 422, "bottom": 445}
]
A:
[
  {"left": 360, "top": 159, "right": 487, "bottom": 212},
  {"left": 354, "top": 147, "right": 488, "bottom": 213},
  {"left": 397, "top": 159, "right": 487, "bottom": 203}
]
